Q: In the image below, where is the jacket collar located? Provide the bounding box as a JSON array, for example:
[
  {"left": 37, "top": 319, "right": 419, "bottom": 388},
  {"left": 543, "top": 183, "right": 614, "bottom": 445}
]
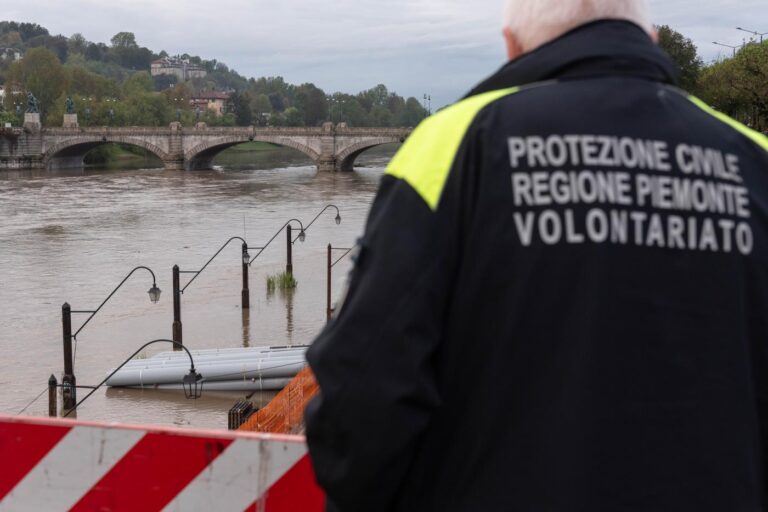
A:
[{"left": 465, "top": 20, "right": 679, "bottom": 98}]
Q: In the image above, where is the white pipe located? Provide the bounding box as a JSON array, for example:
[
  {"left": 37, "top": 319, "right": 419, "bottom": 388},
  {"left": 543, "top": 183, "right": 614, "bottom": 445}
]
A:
[{"left": 106, "top": 361, "right": 307, "bottom": 387}]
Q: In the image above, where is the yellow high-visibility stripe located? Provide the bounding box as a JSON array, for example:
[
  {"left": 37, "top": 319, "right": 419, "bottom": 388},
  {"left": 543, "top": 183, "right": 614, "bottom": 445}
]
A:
[
  {"left": 387, "top": 87, "right": 520, "bottom": 210},
  {"left": 688, "top": 96, "right": 768, "bottom": 152}
]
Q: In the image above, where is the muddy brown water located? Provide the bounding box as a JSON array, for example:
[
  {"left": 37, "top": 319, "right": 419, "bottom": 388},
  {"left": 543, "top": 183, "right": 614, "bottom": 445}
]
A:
[{"left": 0, "top": 144, "right": 397, "bottom": 429}]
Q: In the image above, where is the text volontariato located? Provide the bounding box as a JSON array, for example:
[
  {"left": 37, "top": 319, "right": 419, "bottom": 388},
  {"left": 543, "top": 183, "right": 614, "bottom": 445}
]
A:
[{"left": 508, "top": 135, "right": 754, "bottom": 255}]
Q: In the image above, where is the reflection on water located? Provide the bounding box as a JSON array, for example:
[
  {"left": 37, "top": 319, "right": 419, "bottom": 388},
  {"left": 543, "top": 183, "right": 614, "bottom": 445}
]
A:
[
  {"left": 0, "top": 144, "right": 397, "bottom": 429},
  {"left": 242, "top": 309, "right": 251, "bottom": 348}
]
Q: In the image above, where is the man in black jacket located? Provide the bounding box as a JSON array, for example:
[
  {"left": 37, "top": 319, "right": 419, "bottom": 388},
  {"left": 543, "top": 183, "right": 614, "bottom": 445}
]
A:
[{"left": 305, "top": 0, "right": 768, "bottom": 510}]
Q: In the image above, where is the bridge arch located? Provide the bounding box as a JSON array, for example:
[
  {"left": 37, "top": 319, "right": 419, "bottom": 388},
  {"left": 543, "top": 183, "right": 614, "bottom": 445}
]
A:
[
  {"left": 184, "top": 136, "right": 321, "bottom": 171},
  {"left": 335, "top": 137, "right": 405, "bottom": 172},
  {"left": 43, "top": 136, "right": 170, "bottom": 170}
]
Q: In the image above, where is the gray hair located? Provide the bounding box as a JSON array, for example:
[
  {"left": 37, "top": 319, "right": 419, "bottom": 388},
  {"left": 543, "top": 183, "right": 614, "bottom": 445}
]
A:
[{"left": 503, "top": 0, "right": 653, "bottom": 52}]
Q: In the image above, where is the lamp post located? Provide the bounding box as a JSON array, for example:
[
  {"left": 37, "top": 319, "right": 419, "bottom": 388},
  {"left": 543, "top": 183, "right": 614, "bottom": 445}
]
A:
[
  {"left": 61, "top": 266, "right": 161, "bottom": 410},
  {"left": 713, "top": 41, "right": 741, "bottom": 57},
  {"left": 173, "top": 237, "right": 252, "bottom": 348},
  {"left": 248, "top": 219, "right": 306, "bottom": 276},
  {"left": 174, "top": 97, "right": 184, "bottom": 123},
  {"left": 327, "top": 244, "right": 354, "bottom": 321},
  {"left": 292, "top": 204, "right": 342, "bottom": 244},
  {"left": 81, "top": 97, "right": 92, "bottom": 126},
  {"left": 736, "top": 27, "right": 768, "bottom": 43},
  {"left": 63, "top": 339, "right": 202, "bottom": 418}
]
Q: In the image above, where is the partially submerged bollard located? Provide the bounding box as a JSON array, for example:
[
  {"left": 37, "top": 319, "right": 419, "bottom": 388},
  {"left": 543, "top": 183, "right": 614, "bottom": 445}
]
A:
[{"left": 48, "top": 374, "right": 58, "bottom": 417}]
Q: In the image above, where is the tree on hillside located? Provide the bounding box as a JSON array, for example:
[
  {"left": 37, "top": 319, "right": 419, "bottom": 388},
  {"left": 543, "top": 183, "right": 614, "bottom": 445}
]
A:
[
  {"left": 110, "top": 32, "right": 138, "bottom": 48},
  {"left": 122, "top": 71, "right": 153, "bottom": 96},
  {"left": 0, "top": 30, "right": 22, "bottom": 47},
  {"left": 6, "top": 47, "right": 67, "bottom": 118},
  {"left": 229, "top": 91, "right": 253, "bottom": 126},
  {"left": 66, "top": 66, "right": 120, "bottom": 99},
  {"left": 68, "top": 33, "right": 87, "bottom": 55},
  {"left": 398, "top": 97, "right": 425, "bottom": 127},
  {"left": 656, "top": 25, "right": 703, "bottom": 92},
  {"left": 295, "top": 83, "right": 328, "bottom": 126},
  {"left": 26, "top": 34, "right": 69, "bottom": 63},
  {"left": 85, "top": 42, "right": 107, "bottom": 61},
  {"left": 0, "top": 22, "right": 49, "bottom": 42}
]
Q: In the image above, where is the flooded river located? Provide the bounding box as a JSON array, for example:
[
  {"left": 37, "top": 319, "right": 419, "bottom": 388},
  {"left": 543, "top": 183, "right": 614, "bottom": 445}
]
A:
[{"left": 0, "top": 144, "right": 396, "bottom": 429}]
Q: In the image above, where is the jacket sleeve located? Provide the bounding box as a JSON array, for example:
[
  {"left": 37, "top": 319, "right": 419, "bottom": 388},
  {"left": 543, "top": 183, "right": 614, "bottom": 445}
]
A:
[{"left": 304, "top": 171, "right": 461, "bottom": 512}]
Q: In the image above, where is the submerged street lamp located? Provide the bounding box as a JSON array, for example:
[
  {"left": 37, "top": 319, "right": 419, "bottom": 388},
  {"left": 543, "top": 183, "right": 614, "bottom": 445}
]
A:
[
  {"left": 326, "top": 244, "right": 354, "bottom": 321},
  {"left": 173, "top": 237, "right": 253, "bottom": 349},
  {"left": 248, "top": 219, "right": 307, "bottom": 276},
  {"left": 292, "top": 204, "right": 342, "bottom": 244},
  {"left": 63, "top": 338, "right": 203, "bottom": 418},
  {"left": 61, "top": 266, "right": 161, "bottom": 410},
  {"left": 182, "top": 367, "right": 204, "bottom": 400},
  {"left": 149, "top": 283, "right": 162, "bottom": 303}
]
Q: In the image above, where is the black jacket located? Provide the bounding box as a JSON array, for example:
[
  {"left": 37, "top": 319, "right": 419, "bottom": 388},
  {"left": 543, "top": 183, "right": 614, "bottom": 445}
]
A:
[{"left": 306, "top": 20, "right": 768, "bottom": 512}]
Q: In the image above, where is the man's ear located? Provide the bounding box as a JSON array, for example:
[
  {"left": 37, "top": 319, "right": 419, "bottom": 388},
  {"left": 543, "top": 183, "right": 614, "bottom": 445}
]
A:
[
  {"left": 650, "top": 29, "right": 659, "bottom": 43},
  {"left": 503, "top": 26, "right": 524, "bottom": 61}
]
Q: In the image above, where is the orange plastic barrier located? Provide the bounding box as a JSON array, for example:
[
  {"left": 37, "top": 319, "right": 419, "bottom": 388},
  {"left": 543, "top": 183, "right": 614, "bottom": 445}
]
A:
[{"left": 239, "top": 367, "right": 319, "bottom": 434}]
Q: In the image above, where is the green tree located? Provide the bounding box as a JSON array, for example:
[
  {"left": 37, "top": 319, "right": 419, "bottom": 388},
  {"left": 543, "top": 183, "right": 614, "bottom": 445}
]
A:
[
  {"left": 370, "top": 105, "right": 393, "bottom": 127},
  {"left": 122, "top": 71, "right": 153, "bottom": 96},
  {"left": 6, "top": 47, "right": 67, "bottom": 120},
  {"left": 250, "top": 93, "right": 272, "bottom": 118},
  {"left": 398, "top": 97, "right": 425, "bottom": 127},
  {"left": 698, "top": 40, "right": 768, "bottom": 131},
  {"left": 284, "top": 107, "right": 304, "bottom": 126},
  {"left": 656, "top": 25, "right": 703, "bottom": 93},
  {"left": 229, "top": 91, "right": 253, "bottom": 126},
  {"left": 68, "top": 33, "right": 87, "bottom": 55},
  {"left": 0, "top": 111, "right": 17, "bottom": 126},
  {"left": 122, "top": 93, "right": 171, "bottom": 126},
  {"left": 295, "top": 83, "right": 328, "bottom": 126},
  {"left": 66, "top": 66, "right": 120, "bottom": 98},
  {"left": 110, "top": 32, "right": 138, "bottom": 48}
]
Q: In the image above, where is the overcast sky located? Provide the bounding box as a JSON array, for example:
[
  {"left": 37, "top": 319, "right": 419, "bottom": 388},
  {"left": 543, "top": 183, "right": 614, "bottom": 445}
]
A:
[{"left": 4, "top": 0, "right": 766, "bottom": 108}]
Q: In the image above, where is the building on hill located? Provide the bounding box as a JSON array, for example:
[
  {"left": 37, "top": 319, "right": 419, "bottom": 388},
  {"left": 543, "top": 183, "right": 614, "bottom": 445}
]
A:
[
  {"left": 151, "top": 57, "right": 206, "bottom": 81},
  {"left": 191, "top": 90, "right": 232, "bottom": 117},
  {"left": 0, "top": 48, "right": 22, "bottom": 61}
]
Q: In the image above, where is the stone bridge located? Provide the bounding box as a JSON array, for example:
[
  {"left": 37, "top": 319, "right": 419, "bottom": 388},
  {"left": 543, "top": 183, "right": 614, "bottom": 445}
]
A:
[{"left": 0, "top": 122, "right": 412, "bottom": 172}]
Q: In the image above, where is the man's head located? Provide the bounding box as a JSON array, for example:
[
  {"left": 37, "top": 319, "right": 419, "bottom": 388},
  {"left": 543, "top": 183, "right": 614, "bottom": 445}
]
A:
[{"left": 502, "top": 0, "right": 654, "bottom": 60}]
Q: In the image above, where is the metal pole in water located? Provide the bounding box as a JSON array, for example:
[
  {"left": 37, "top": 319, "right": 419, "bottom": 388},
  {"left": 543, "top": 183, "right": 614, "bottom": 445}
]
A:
[
  {"left": 327, "top": 244, "right": 332, "bottom": 322},
  {"left": 172, "top": 265, "right": 183, "bottom": 350},
  {"left": 48, "top": 374, "right": 58, "bottom": 417},
  {"left": 286, "top": 225, "right": 293, "bottom": 276},
  {"left": 242, "top": 242, "right": 250, "bottom": 309},
  {"left": 61, "top": 303, "right": 76, "bottom": 410}
]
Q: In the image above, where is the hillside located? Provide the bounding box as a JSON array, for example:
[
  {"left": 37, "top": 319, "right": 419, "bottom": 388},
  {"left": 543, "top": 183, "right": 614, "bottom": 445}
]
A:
[{"left": 0, "top": 21, "right": 428, "bottom": 128}]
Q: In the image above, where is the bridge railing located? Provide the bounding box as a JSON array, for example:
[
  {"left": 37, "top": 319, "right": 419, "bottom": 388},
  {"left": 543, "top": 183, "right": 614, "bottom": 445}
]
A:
[{"left": 41, "top": 125, "right": 413, "bottom": 137}]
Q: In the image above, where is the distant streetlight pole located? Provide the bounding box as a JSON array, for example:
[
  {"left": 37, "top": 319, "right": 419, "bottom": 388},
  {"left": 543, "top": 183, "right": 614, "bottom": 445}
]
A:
[
  {"left": 736, "top": 27, "right": 768, "bottom": 43},
  {"left": 326, "top": 244, "right": 354, "bottom": 321},
  {"left": 248, "top": 219, "right": 306, "bottom": 276},
  {"left": 713, "top": 41, "right": 741, "bottom": 57},
  {"left": 81, "top": 97, "right": 92, "bottom": 126},
  {"left": 173, "top": 237, "right": 252, "bottom": 348}
]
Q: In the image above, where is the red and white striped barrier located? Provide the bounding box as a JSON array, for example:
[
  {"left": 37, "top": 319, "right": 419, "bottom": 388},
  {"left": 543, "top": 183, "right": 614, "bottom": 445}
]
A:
[{"left": 0, "top": 415, "right": 325, "bottom": 511}]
